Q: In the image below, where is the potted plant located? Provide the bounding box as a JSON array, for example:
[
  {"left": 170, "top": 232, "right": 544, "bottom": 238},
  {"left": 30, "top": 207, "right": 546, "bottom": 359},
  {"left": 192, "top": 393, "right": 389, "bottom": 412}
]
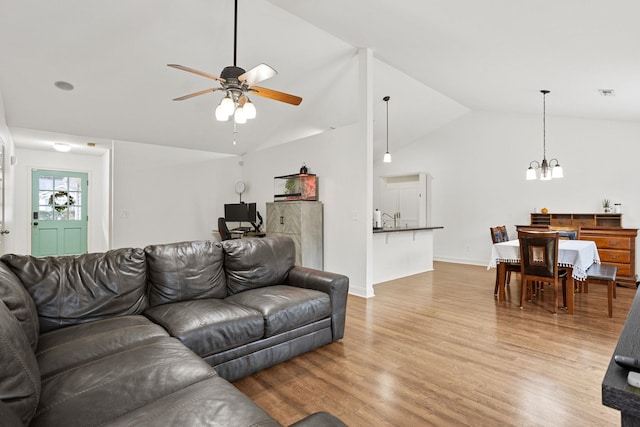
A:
[{"left": 603, "top": 199, "right": 612, "bottom": 213}]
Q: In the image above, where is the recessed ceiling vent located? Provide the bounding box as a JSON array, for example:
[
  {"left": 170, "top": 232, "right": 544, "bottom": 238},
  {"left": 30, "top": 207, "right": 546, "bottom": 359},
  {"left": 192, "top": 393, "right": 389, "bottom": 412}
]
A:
[{"left": 598, "top": 89, "right": 615, "bottom": 97}]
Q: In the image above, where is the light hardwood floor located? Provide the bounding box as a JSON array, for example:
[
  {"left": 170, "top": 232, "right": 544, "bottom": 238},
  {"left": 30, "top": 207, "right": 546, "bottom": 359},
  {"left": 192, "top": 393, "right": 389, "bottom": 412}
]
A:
[{"left": 234, "top": 261, "right": 632, "bottom": 426}]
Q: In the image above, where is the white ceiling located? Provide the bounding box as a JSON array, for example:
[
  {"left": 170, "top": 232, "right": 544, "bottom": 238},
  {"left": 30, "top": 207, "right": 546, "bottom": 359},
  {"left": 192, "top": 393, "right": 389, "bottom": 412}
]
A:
[{"left": 1, "top": 0, "right": 639, "bottom": 158}]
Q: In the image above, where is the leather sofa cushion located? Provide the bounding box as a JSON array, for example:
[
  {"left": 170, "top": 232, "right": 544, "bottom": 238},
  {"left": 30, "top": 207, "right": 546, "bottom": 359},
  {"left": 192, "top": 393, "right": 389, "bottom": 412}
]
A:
[
  {"left": 145, "top": 240, "right": 227, "bottom": 306},
  {"left": 145, "top": 299, "right": 264, "bottom": 357},
  {"left": 97, "top": 376, "right": 281, "bottom": 427},
  {"left": 0, "top": 300, "right": 40, "bottom": 425},
  {"left": 0, "top": 261, "right": 39, "bottom": 351},
  {"left": 1, "top": 248, "right": 149, "bottom": 333},
  {"left": 226, "top": 285, "right": 331, "bottom": 337},
  {"left": 0, "top": 400, "right": 25, "bottom": 427},
  {"left": 33, "top": 336, "right": 217, "bottom": 427},
  {"left": 223, "top": 236, "right": 295, "bottom": 294},
  {"left": 37, "top": 315, "right": 169, "bottom": 379}
]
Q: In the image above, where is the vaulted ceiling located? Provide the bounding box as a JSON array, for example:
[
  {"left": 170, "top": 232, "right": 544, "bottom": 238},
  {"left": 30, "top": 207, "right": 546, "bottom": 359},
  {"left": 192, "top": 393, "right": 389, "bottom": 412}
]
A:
[{"left": 1, "top": 0, "right": 638, "bottom": 157}]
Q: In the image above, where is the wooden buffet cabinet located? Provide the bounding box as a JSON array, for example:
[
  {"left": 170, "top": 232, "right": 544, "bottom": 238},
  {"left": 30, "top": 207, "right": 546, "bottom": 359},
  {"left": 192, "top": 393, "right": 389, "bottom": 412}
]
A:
[{"left": 530, "top": 213, "right": 638, "bottom": 288}]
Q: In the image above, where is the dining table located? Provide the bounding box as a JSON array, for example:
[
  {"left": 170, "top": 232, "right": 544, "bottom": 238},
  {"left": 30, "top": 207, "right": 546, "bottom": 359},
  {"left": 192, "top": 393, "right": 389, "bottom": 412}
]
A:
[{"left": 488, "top": 239, "right": 601, "bottom": 314}]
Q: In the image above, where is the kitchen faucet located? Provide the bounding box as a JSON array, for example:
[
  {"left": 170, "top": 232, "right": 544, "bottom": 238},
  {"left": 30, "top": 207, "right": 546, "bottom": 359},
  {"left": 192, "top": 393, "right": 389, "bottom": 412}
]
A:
[{"left": 381, "top": 212, "right": 398, "bottom": 228}]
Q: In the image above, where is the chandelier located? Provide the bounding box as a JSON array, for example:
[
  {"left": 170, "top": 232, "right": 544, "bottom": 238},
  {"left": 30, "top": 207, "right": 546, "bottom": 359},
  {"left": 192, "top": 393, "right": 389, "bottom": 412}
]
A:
[{"left": 526, "top": 90, "right": 563, "bottom": 181}]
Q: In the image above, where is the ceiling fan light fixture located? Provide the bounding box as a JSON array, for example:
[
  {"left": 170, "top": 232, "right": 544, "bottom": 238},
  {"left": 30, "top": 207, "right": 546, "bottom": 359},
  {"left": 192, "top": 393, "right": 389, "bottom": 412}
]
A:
[
  {"left": 243, "top": 99, "right": 256, "bottom": 119},
  {"left": 234, "top": 107, "right": 247, "bottom": 124},
  {"left": 220, "top": 95, "right": 235, "bottom": 116},
  {"left": 215, "top": 105, "right": 230, "bottom": 121}
]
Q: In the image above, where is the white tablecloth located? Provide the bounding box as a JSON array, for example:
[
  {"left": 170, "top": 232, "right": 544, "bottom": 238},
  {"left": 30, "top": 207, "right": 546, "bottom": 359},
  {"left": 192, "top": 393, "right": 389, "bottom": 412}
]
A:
[{"left": 487, "top": 239, "right": 600, "bottom": 280}]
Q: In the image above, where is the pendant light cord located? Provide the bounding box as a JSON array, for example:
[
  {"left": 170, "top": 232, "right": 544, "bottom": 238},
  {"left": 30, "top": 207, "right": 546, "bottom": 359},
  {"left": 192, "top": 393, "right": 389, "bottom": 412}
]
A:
[
  {"left": 384, "top": 95, "right": 390, "bottom": 152},
  {"left": 541, "top": 90, "right": 548, "bottom": 160}
]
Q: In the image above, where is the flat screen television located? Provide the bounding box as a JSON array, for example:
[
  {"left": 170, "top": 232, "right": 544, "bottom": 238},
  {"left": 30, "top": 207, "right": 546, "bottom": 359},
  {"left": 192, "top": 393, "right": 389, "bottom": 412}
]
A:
[{"left": 224, "top": 202, "right": 257, "bottom": 223}]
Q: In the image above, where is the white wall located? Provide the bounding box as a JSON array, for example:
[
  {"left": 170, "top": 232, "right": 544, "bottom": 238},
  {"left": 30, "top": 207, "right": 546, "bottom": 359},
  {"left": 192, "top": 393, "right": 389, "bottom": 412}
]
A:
[
  {"left": 0, "top": 89, "right": 16, "bottom": 255},
  {"left": 241, "top": 123, "right": 369, "bottom": 296},
  {"left": 111, "top": 140, "right": 239, "bottom": 249},
  {"left": 12, "top": 148, "right": 110, "bottom": 255},
  {"left": 383, "top": 110, "right": 640, "bottom": 271}
]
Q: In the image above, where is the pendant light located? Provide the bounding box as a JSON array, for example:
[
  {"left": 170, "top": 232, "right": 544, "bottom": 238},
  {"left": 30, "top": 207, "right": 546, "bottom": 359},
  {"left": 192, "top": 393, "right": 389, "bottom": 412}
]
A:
[
  {"left": 383, "top": 96, "right": 392, "bottom": 163},
  {"left": 526, "top": 90, "right": 563, "bottom": 180}
]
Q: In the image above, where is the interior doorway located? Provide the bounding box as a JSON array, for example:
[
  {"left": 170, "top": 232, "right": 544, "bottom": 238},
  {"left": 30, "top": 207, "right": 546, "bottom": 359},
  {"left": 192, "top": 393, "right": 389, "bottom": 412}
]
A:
[{"left": 31, "top": 169, "right": 88, "bottom": 256}]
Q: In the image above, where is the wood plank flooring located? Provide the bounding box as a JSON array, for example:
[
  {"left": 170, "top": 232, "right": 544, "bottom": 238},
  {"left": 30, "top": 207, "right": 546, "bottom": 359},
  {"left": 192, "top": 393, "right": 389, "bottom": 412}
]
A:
[{"left": 234, "top": 261, "right": 633, "bottom": 426}]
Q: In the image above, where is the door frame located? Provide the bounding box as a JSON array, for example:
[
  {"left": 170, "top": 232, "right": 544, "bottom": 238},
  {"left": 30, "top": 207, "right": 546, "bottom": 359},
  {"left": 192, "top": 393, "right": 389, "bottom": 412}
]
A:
[{"left": 28, "top": 167, "right": 93, "bottom": 256}]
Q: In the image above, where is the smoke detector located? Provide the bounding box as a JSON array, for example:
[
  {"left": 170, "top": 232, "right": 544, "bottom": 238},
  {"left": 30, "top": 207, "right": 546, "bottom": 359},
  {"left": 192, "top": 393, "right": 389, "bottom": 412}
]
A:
[{"left": 598, "top": 89, "right": 615, "bottom": 97}]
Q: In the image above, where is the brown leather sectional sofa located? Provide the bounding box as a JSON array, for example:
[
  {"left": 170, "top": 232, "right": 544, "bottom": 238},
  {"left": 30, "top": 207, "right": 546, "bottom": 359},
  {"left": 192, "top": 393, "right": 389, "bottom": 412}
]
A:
[{"left": 0, "top": 236, "right": 348, "bottom": 426}]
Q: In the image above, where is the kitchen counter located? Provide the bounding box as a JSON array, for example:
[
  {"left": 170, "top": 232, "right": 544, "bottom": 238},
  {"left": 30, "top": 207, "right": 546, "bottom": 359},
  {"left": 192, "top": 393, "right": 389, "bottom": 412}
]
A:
[
  {"left": 373, "top": 226, "right": 444, "bottom": 233},
  {"left": 372, "top": 226, "right": 444, "bottom": 284}
]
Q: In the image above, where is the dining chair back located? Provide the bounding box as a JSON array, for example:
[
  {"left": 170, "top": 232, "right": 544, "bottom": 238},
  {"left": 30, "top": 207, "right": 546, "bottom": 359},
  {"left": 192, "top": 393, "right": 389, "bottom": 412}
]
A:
[
  {"left": 490, "top": 225, "right": 519, "bottom": 296},
  {"left": 490, "top": 226, "right": 505, "bottom": 243},
  {"left": 518, "top": 230, "right": 567, "bottom": 314}
]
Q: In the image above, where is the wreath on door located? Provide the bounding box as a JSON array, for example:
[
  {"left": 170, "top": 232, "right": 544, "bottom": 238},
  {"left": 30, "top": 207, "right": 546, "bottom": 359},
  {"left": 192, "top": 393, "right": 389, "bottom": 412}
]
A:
[{"left": 49, "top": 191, "right": 75, "bottom": 213}]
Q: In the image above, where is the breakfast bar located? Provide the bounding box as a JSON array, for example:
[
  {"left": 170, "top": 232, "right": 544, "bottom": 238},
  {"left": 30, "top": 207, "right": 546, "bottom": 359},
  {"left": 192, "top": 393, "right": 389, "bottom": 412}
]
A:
[{"left": 372, "top": 226, "right": 443, "bottom": 284}]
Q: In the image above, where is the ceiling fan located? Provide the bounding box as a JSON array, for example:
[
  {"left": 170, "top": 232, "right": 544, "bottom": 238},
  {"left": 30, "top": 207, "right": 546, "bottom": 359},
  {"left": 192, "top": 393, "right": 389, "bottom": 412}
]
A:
[{"left": 168, "top": 0, "right": 302, "bottom": 124}]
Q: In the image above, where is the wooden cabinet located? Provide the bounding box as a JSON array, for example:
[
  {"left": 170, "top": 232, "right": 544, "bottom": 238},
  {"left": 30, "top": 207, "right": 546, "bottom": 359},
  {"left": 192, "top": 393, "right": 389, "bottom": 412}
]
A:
[
  {"left": 266, "top": 201, "right": 323, "bottom": 269},
  {"left": 531, "top": 213, "right": 622, "bottom": 228},
  {"left": 380, "top": 173, "right": 427, "bottom": 228},
  {"left": 529, "top": 213, "right": 637, "bottom": 288},
  {"left": 579, "top": 228, "right": 638, "bottom": 288}
]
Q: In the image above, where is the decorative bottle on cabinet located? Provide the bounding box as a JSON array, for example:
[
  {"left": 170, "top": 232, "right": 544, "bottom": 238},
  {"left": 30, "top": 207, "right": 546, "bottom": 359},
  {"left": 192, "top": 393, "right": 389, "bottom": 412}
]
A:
[{"left": 266, "top": 201, "right": 323, "bottom": 269}]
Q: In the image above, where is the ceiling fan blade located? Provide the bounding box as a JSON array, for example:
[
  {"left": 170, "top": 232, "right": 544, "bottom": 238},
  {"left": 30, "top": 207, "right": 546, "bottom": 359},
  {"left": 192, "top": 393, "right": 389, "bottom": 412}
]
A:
[
  {"left": 167, "top": 64, "right": 225, "bottom": 82},
  {"left": 173, "top": 87, "right": 221, "bottom": 101},
  {"left": 251, "top": 86, "right": 302, "bottom": 106},
  {"left": 239, "top": 63, "right": 277, "bottom": 86}
]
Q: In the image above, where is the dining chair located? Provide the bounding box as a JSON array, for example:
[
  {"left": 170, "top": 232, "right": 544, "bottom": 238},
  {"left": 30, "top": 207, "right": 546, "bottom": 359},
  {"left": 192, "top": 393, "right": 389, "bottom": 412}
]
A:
[
  {"left": 490, "top": 225, "right": 520, "bottom": 296},
  {"left": 518, "top": 230, "right": 568, "bottom": 314}
]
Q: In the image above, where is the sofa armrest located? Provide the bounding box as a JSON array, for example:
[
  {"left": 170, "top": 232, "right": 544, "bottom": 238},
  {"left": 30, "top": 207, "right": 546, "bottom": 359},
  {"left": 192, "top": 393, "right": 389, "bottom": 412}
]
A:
[{"left": 286, "top": 267, "right": 349, "bottom": 340}]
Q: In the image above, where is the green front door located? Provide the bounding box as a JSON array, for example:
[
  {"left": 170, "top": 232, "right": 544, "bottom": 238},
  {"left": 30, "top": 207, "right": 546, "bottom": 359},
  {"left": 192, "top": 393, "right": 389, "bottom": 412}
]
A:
[{"left": 31, "top": 170, "right": 88, "bottom": 256}]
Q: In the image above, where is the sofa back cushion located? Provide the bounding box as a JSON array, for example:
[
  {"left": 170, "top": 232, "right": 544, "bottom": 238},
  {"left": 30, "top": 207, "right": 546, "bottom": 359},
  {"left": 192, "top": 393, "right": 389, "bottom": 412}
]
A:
[
  {"left": 145, "top": 240, "right": 227, "bottom": 306},
  {"left": 1, "top": 248, "right": 148, "bottom": 333},
  {"left": 0, "top": 300, "right": 40, "bottom": 425},
  {"left": 222, "top": 236, "right": 295, "bottom": 294},
  {"left": 0, "top": 261, "right": 39, "bottom": 351}
]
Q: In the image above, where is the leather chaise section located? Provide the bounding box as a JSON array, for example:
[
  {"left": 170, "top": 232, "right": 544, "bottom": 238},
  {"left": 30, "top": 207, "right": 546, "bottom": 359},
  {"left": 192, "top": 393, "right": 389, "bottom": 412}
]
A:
[
  {"left": 1, "top": 248, "right": 148, "bottom": 332},
  {"left": 100, "top": 376, "right": 282, "bottom": 427},
  {"left": 0, "top": 300, "right": 40, "bottom": 425},
  {"left": 145, "top": 299, "right": 264, "bottom": 357},
  {"left": 36, "top": 315, "right": 169, "bottom": 379},
  {"left": 226, "top": 285, "right": 331, "bottom": 337},
  {"left": 32, "top": 336, "right": 216, "bottom": 427},
  {"left": 0, "top": 261, "right": 40, "bottom": 351}
]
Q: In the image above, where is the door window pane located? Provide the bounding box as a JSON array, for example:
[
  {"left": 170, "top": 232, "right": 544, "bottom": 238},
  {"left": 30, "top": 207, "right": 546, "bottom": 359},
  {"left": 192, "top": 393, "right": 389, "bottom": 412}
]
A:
[{"left": 39, "top": 175, "right": 83, "bottom": 221}]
